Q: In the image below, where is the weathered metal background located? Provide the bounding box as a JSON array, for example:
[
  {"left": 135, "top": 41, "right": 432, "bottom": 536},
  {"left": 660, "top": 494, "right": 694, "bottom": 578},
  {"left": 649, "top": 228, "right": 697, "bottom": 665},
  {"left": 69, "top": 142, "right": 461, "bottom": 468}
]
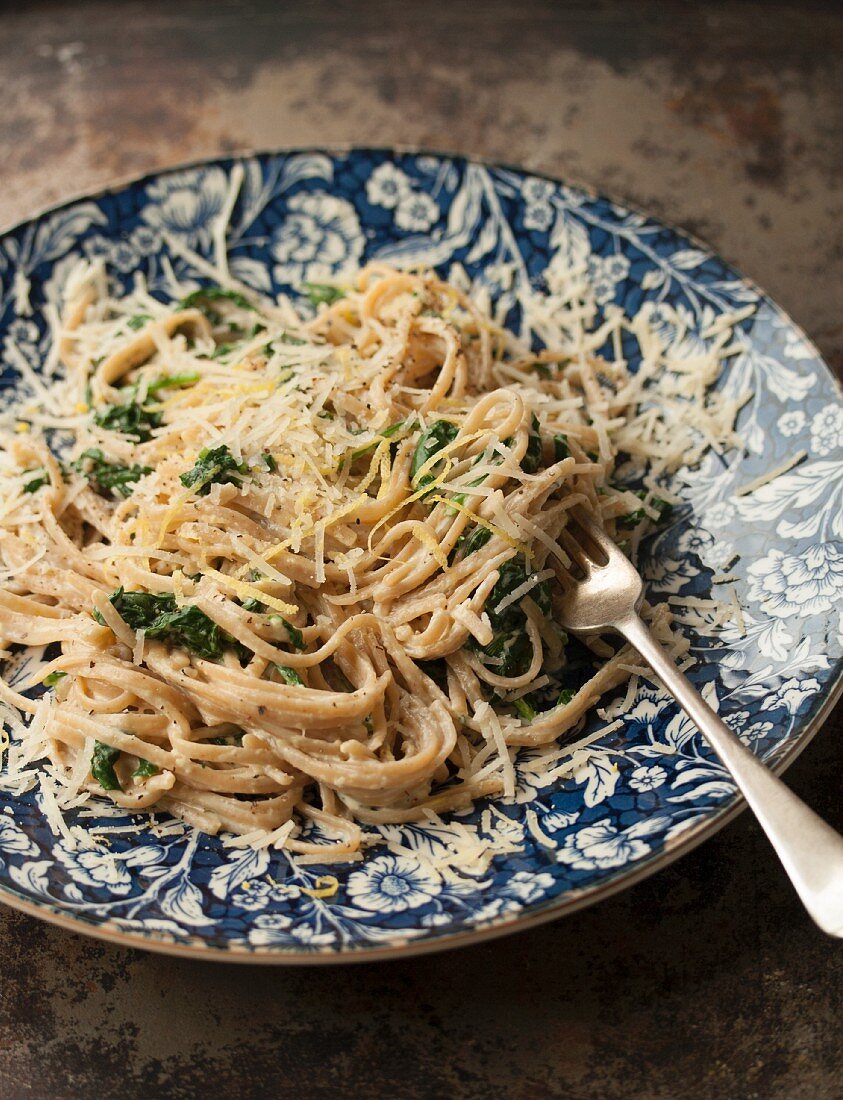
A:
[{"left": 0, "top": 2, "right": 840, "bottom": 1096}]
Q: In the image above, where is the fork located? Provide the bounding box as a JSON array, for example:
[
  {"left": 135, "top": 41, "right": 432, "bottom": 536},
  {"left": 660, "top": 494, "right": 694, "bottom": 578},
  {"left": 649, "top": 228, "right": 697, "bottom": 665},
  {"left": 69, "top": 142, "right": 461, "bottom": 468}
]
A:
[{"left": 554, "top": 509, "right": 843, "bottom": 937}]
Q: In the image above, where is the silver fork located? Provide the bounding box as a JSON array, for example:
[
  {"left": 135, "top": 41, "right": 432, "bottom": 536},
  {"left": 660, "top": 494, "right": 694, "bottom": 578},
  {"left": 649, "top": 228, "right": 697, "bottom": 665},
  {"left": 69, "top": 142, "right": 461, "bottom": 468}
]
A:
[{"left": 554, "top": 509, "right": 843, "bottom": 937}]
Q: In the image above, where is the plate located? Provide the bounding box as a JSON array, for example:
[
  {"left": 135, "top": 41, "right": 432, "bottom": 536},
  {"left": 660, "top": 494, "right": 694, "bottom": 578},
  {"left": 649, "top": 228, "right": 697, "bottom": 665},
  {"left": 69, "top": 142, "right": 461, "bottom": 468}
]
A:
[{"left": 0, "top": 149, "right": 841, "bottom": 961}]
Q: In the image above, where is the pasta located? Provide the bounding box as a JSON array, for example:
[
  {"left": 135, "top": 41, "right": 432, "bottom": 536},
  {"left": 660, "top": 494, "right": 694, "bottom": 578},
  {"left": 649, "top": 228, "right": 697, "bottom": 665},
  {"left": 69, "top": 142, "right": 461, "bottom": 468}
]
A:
[{"left": 0, "top": 260, "right": 745, "bottom": 858}]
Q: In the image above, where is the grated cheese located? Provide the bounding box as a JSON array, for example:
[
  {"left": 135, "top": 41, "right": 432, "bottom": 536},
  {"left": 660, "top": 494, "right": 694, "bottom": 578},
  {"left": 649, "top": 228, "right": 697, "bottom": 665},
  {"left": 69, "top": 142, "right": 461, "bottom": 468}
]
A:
[
  {"left": 473, "top": 699, "right": 516, "bottom": 798},
  {"left": 735, "top": 451, "right": 807, "bottom": 497}
]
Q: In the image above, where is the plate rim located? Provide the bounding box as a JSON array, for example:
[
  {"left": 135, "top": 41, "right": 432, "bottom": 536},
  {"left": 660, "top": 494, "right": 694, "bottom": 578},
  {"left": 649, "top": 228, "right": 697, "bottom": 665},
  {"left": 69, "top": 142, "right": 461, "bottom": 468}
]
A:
[{"left": 0, "top": 145, "right": 841, "bottom": 963}]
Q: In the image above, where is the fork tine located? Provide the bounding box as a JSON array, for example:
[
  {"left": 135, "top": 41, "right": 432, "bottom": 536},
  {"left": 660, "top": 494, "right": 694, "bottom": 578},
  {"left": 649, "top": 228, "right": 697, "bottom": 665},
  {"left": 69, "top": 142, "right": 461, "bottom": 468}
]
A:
[
  {"left": 557, "top": 527, "right": 593, "bottom": 578},
  {"left": 568, "top": 507, "right": 613, "bottom": 564},
  {"left": 550, "top": 559, "right": 578, "bottom": 592}
]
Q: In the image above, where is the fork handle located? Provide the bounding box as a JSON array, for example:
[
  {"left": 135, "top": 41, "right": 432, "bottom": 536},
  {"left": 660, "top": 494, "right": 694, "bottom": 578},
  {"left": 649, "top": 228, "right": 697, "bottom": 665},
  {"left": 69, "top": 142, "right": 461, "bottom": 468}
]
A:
[{"left": 618, "top": 612, "right": 843, "bottom": 937}]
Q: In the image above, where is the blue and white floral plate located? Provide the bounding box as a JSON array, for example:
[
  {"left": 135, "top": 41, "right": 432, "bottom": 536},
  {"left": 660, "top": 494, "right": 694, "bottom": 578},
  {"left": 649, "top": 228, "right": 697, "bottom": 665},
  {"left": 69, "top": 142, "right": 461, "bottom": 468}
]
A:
[{"left": 0, "top": 150, "right": 841, "bottom": 962}]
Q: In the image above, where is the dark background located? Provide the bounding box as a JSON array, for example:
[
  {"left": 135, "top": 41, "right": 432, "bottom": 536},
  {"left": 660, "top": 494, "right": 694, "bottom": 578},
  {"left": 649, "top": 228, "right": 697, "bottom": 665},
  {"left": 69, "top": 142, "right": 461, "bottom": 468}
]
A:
[{"left": 0, "top": 3, "right": 841, "bottom": 1097}]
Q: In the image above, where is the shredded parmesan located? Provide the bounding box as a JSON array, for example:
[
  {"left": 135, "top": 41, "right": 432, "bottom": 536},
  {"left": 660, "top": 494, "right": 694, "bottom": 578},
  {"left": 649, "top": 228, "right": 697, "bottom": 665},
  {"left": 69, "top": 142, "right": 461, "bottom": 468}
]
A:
[{"left": 735, "top": 450, "right": 807, "bottom": 497}]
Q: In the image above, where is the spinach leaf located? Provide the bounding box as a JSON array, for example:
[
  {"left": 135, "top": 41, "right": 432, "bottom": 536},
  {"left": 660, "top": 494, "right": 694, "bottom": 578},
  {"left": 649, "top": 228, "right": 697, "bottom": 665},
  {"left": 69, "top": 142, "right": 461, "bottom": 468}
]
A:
[
  {"left": 140, "top": 605, "right": 230, "bottom": 660},
  {"left": 448, "top": 524, "right": 491, "bottom": 564},
  {"left": 72, "top": 449, "right": 151, "bottom": 499},
  {"left": 179, "top": 444, "right": 246, "bottom": 496},
  {"left": 178, "top": 286, "right": 254, "bottom": 317},
  {"left": 132, "top": 758, "right": 159, "bottom": 779},
  {"left": 411, "top": 420, "right": 459, "bottom": 490},
  {"left": 115, "top": 372, "right": 200, "bottom": 405},
  {"left": 557, "top": 687, "right": 575, "bottom": 707},
  {"left": 144, "top": 372, "right": 201, "bottom": 395},
  {"left": 240, "top": 597, "right": 265, "bottom": 613},
  {"left": 91, "top": 741, "right": 121, "bottom": 790},
  {"left": 262, "top": 452, "right": 277, "bottom": 473},
  {"left": 302, "top": 282, "right": 345, "bottom": 307},
  {"left": 472, "top": 627, "right": 533, "bottom": 678},
  {"left": 448, "top": 472, "right": 487, "bottom": 511},
  {"left": 210, "top": 342, "right": 236, "bottom": 359},
  {"left": 94, "top": 588, "right": 238, "bottom": 661},
  {"left": 206, "top": 731, "right": 244, "bottom": 746},
  {"left": 240, "top": 590, "right": 302, "bottom": 651},
  {"left": 126, "top": 314, "right": 151, "bottom": 330},
  {"left": 617, "top": 491, "right": 674, "bottom": 529},
  {"left": 349, "top": 418, "right": 411, "bottom": 462},
  {"left": 469, "top": 556, "right": 552, "bottom": 679},
  {"left": 239, "top": 569, "right": 269, "bottom": 614},
  {"left": 93, "top": 400, "right": 162, "bottom": 442},
  {"left": 461, "top": 525, "right": 492, "bottom": 557},
  {"left": 379, "top": 419, "right": 410, "bottom": 439},
  {"left": 43, "top": 670, "right": 67, "bottom": 687},
  {"left": 553, "top": 434, "right": 570, "bottom": 461},
  {"left": 340, "top": 418, "right": 414, "bottom": 471},
  {"left": 521, "top": 414, "right": 543, "bottom": 474},
  {"left": 513, "top": 697, "right": 537, "bottom": 721},
  {"left": 487, "top": 558, "right": 551, "bottom": 628},
  {"left": 274, "top": 664, "right": 303, "bottom": 686},
  {"left": 268, "top": 615, "right": 304, "bottom": 650},
  {"left": 22, "top": 468, "right": 50, "bottom": 493}
]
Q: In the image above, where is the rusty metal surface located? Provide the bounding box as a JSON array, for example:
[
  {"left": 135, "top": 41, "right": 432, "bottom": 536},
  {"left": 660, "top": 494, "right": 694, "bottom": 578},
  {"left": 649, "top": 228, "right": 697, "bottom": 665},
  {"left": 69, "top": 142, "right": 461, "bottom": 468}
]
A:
[{"left": 0, "top": 2, "right": 841, "bottom": 1096}]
